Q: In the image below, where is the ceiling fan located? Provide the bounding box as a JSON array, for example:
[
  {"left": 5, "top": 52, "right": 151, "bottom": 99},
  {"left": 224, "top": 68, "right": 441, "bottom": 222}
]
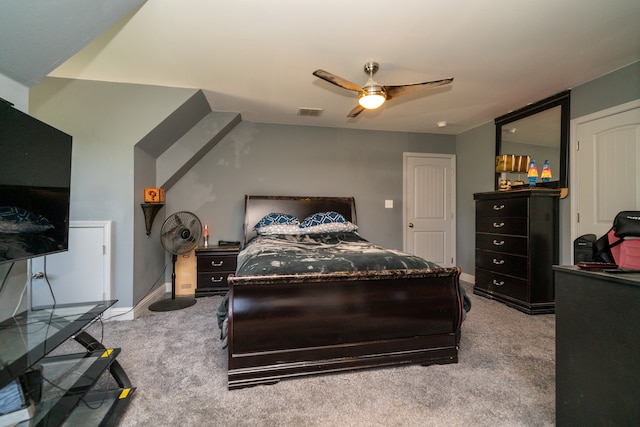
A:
[{"left": 312, "top": 62, "right": 453, "bottom": 118}]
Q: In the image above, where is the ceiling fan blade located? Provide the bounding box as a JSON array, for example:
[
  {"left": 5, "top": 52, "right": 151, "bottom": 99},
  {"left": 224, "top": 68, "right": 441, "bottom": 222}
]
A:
[
  {"left": 347, "top": 104, "right": 366, "bottom": 118},
  {"left": 384, "top": 77, "right": 454, "bottom": 100},
  {"left": 313, "top": 69, "right": 366, "bottom": 93}
]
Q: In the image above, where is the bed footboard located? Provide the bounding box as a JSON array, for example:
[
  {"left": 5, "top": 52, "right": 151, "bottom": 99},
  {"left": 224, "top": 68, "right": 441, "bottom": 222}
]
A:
[{"left": 227, "top": 268, "right": 463, "bottom": 389}]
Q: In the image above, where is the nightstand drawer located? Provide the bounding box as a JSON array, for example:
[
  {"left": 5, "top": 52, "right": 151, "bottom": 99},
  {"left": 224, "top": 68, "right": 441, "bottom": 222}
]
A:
[
  {"left": 197, "top": 272, "right": 231, "bottom": 289},
  {"left": 476, "top": 217, "right": 527, "bottom": 235},
  {"left": 476, "top": 250, "right": 527, "bottom": 279},
  {"left": 197, "top": 254, "right": 237, "bottom": 273},
  {"left": 476, "top": 198, "right": 528, "bottom": 218},
  {"left": 476, "top": 233, "right": 528, "bottom": 256}
]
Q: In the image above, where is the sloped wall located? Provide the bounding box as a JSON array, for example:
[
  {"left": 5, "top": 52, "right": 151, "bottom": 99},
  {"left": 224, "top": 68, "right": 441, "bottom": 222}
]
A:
[{"left": 30, "top": 77, "right": 197, "bottom": 307}]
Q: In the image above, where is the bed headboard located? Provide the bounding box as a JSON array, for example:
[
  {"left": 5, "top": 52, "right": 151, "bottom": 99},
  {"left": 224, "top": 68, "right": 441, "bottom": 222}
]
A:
[{"left": 243, "top": 195, "right": 357, "bottom": 244}]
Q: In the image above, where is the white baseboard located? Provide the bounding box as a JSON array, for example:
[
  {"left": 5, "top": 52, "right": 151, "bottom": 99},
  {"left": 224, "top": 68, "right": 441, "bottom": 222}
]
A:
[
  {"left": 105, "top": 283, "right": 169, "bottom": 321},
  {"left": 460, "top": 272, "right": 475, "bottom": 284}
]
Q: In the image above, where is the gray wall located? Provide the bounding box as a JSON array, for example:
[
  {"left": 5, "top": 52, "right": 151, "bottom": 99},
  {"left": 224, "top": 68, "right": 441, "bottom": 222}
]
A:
[
  {"left": 167, "top": 122, "right": 456, "bottom": 251},
  {"left": 571, "top": 61, "right": 640, "bottom": 119},
  {"left": 455, "top": 122, "right": 495, "bottom": 276},
  {"left": 454, "top": 61, "right": 640, "bottom": 277},
  {"left": 133, "top": 146, "right": 167, "bottom": 305},
  {"left": 29, "top": 78, "right": 197, "bottom": 308}
]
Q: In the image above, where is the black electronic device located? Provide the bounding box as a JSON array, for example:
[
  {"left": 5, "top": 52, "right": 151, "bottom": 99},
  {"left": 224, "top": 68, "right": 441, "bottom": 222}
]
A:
[
  {"left": 0, "top": 102, "right": 72, "bottom": 264},
  {"left": 218, "top": 240, "right": 241, "bottom": 247},
  {"left": 574, "top": 234, "right": 596, "bottom": 264}
]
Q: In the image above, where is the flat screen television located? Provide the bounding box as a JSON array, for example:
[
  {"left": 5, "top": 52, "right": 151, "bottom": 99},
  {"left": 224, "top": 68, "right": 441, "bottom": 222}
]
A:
[{"left": 0, "top": 101, "right": 72, "bottom": 264}]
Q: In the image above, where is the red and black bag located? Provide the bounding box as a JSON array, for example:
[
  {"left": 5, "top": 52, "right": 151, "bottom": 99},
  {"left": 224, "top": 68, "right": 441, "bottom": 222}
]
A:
[{"left": 593, "top": 211, "right": 640, "bottom": 267}]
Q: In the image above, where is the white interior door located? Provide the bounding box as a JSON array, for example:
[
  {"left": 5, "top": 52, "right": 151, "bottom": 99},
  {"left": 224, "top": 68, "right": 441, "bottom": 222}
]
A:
[
  {"left": 30, "top": 221, "right": 111, "bottom": 307},
  {"left": 403, "top": 153, "right": 456, "bottom": 266},
  {"left": 574, "top": 102, "right": 640, "bottom": 241}
]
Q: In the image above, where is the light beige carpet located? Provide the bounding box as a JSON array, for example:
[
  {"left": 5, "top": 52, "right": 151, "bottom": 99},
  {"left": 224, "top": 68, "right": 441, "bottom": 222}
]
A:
[{"left": 80, "top": 283, "right": 555, "bottom": 426}]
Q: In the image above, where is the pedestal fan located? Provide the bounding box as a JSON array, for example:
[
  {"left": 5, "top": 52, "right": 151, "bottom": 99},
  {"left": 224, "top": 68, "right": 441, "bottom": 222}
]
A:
[{"left": 149, "top": 211, "right": 202, "bottom": 312}]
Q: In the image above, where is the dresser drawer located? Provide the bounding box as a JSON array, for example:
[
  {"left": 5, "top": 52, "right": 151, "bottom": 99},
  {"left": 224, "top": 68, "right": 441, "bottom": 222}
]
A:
[
  {"left": 197, "top": 254, "right": 237, "bottom": 273},
  {"left": 476, "top": 250, "right": 527, "bottom": 279},
  {"left": 476, "top": 198, "right": 528, "bottom": 217},
  {"left": 475, "top": 269, "right": 528, "bottom": 302},
  {"left": 476, "top": 217, "right": 528, "bottom": 235},
  {"left": 476, "top": 233, "right": 528, "bottom": 256}
]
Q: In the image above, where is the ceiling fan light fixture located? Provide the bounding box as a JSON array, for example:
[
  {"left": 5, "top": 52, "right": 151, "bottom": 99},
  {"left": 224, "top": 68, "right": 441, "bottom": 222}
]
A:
[{"left": 358, "top": 93, "right": 385, "bottom": 109}]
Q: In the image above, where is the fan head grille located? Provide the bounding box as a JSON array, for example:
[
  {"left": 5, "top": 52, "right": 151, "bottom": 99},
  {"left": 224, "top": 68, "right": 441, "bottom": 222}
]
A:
[{"left": 160, "top": 211, "right": 203, "bottom": 255}]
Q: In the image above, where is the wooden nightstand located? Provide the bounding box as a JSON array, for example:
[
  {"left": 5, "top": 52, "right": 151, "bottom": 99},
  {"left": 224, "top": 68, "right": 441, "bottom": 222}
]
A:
[{"left": 195, "top": 245, "right": 240, "bottom": 297}]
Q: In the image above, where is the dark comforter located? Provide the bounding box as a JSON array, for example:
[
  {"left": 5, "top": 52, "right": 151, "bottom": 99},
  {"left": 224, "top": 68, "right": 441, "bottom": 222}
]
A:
[
  {"left": 217, "top": 232, "right": 471, "bottom": 346},
  {"left": 235, "top": 232, "right": 442, "bottom": 276}
]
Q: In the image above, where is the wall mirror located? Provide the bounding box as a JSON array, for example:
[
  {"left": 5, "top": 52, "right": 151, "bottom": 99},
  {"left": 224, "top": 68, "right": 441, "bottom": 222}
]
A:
[{"left": 495, "top": 90, "right": 570, "bottom": 192}]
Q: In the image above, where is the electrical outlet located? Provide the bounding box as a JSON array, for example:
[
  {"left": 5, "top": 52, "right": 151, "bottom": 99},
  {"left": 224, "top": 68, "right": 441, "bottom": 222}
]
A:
[{"left": 385, "top": 200, "right": 393, "bottom": 209}]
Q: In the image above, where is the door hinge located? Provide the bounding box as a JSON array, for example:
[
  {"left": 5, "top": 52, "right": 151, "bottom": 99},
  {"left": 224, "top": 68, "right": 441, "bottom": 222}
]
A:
[
  {"left": 577, "top": 212, "right": 580, "bottom": 223},
  {"left": 102, "top": 245, "right": 106, "bottom": 255},
  {"left": 576, "top": 140, "right": 580, "bottom": 151}
]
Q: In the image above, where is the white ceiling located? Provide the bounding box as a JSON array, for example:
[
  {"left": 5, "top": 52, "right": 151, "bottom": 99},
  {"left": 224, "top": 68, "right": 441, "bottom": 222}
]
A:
[{"left": 3, "top": 0, "right": 640, "bottom": 134}]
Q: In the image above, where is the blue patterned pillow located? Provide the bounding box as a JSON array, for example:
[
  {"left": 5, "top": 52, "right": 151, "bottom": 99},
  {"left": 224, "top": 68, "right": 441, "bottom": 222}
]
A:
[
  {"left": 300, "top": 211, "right": 347, "bottom": 228},
  {"left": 254, "top": 212, "right": 300, "bottom": 230}
]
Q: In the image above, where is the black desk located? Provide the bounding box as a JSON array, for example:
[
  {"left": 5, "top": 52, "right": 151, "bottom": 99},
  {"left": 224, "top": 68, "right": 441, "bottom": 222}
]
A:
[{"left": 554, "top": 266, "right": 640, "bottom": 426}]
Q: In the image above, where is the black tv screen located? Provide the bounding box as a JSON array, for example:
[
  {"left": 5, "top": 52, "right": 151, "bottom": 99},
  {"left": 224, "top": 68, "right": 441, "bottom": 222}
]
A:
[{"left": 0, "top": 102, "right": 72, "bottom": 264}]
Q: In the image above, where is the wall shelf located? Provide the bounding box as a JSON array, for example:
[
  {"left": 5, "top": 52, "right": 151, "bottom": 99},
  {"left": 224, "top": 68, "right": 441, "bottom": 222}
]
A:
[{"left": 140, "top": 203, "right": 164, "bottom": 236}]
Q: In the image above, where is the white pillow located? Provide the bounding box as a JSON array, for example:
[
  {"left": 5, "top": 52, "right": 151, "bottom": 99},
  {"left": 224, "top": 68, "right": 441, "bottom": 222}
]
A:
[
  {"left": 255, "top": 224, "right": 304, "bottom": 235},
  {"left": 298, "top": 221, "right": 358, "bottom": 234}
]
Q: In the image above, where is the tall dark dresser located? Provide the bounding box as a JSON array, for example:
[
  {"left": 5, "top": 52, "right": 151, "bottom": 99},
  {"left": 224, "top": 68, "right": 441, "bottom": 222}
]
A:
[{"left": 473, "top": 188, "right": 560, "bottom": 314}]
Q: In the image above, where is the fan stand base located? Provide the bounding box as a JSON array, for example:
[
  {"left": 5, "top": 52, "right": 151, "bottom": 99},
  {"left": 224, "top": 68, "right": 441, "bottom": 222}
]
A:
[{"left": 148, "top": 296, "right": 196, "bottom": 312}]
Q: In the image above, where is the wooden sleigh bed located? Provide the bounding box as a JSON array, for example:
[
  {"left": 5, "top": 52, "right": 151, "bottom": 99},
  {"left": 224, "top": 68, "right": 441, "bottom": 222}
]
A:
[{"left": 225, "top": 195, "right": 465, "bottom": 389}]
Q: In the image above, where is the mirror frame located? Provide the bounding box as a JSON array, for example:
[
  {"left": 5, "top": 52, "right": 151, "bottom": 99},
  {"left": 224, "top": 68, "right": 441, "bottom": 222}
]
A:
[{"left": 495, "top": 90, "right": 570, "bottom": 191}]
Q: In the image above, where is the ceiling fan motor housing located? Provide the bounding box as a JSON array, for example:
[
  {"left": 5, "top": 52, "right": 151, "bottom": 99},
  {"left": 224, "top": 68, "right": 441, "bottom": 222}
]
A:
[
  {"left": 359, "top": 62, "right": 387, "bottom": 108},
  {"left": 364, "top": 62, "right": 379, "bottom": 75}
]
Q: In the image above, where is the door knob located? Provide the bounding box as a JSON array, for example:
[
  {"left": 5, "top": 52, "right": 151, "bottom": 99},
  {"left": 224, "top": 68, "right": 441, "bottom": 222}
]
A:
[{"left": 409, "top": 223, "right": 414, "bottom": 228}]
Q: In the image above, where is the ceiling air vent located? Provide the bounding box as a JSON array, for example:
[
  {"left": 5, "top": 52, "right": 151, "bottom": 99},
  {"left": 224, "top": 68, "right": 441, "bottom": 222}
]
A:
[{"left": 297, "top": 107, "right": 323, "bottom": 117}]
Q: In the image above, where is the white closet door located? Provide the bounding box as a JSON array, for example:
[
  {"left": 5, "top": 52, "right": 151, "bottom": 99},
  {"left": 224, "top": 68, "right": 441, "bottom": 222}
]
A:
[
  {"left": 575, "top": 105, "right": 640, "bottom": 239},
  {"left": 30, "top": 221, "right": 111, "bottom": 307}
]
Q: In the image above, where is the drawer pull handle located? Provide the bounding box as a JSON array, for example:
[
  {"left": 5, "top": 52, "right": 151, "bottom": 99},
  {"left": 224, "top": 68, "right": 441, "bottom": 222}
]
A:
[
  {"left": 492, "top": 279, "right": 505, "bottom": 286},
  {"left": 492, "top": 259, "right": 505, "bottom": 265},
  {"left": 492, "top": 240, "right": 505, "bottom": 246},
  {"left": 210, "top": 277, "right": 224, "bottom": 283},
  {"left": 493, "top": 204, "right": 505, "bottom": 210},
  {"left": 211, "top": 260, "right": 224, "bottom": 267},
  {"left": 492, "top": 222, "right": 505, "bottom": 228}
]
